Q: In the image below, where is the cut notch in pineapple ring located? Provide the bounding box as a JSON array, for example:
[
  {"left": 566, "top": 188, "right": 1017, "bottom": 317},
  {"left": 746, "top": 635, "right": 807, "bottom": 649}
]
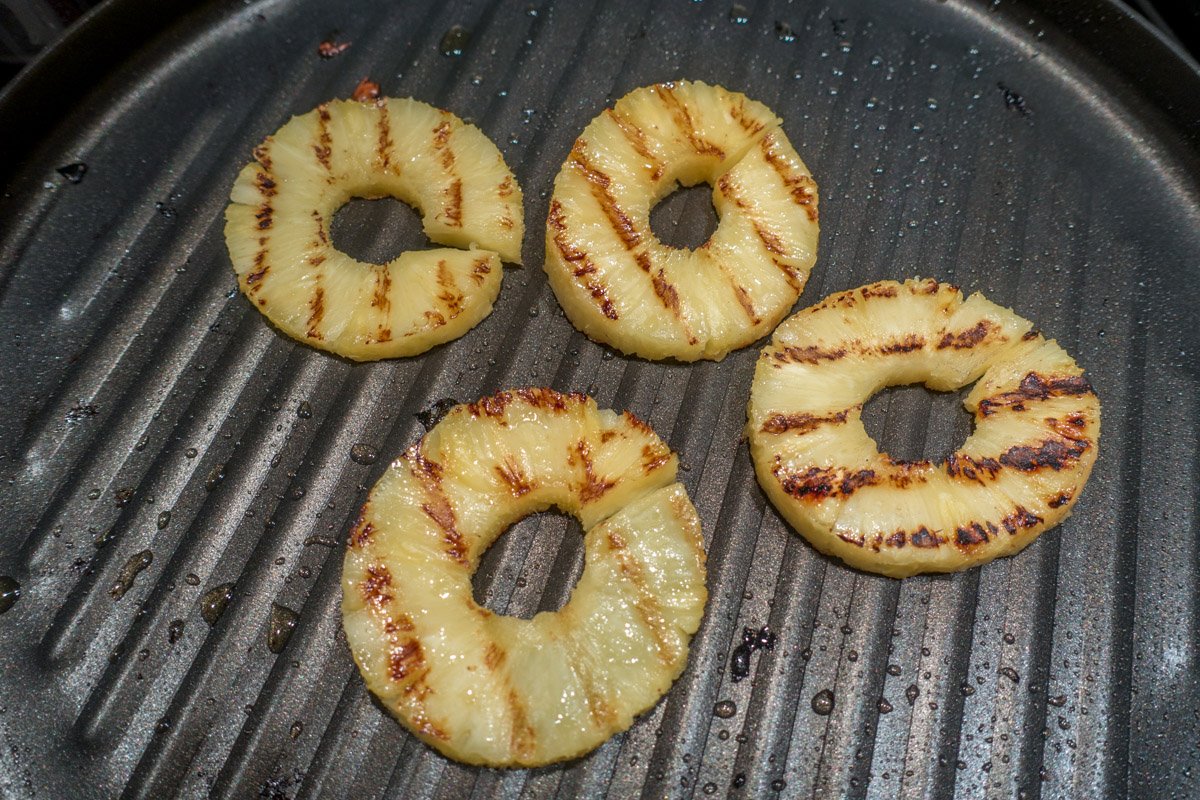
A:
[
  {"left": 341, "top": 389, "right": 707, "bottom": 767},
  {"left": 747, "top": 279, "right": 1101, "bottom": 579},
  {"left": 544, "top": 80, "right": 819, "bottom": 362},
  {"left": 224, "top": 97, "right": 524, "bottom": 361}
]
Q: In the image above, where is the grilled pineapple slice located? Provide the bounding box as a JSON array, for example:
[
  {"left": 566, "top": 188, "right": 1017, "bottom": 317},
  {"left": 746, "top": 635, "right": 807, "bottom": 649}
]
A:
[
  {"left": 544, "top": 81, "right": 819, "bottom": 362},
  {"left": 225, "top": 97, "right": 523, "bottom": 361},
  {"left": 748, "top": 279, "right": 1100, "bottom": 578},
  {"left": 342, "top": 389, "right": 707, "bottom": 766}
]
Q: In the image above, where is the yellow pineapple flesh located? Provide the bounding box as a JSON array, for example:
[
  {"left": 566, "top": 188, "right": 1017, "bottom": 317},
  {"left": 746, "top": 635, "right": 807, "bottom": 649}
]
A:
[
  {"left": 747, "top": 279, "right": 1100, "bottom": 578},
  {"left": 224, "top": 97, "right": 524, "bottom": 361},
  {"left": 341, "top": 389, "right": 707, "bottom": 766},
  {"left": 544, "top": 81, "right": 819, "bottom": 361}
]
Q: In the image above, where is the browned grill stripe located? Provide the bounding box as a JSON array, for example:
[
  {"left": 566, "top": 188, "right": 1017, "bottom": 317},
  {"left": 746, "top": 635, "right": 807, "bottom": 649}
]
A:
[
  {"left": 371, "top": 266, "right": 391, "bottom": 312},
  {"left": 361, "top": 564, "right": 393, "bottom": 609},
  {"left": 978, "top": 372, "right": 1095, "bottom": 416},
  {"left": 656, "top": 84, "right": 725, "bottom": 158},
  {"left": 314, "top": 104, "right": 333, "bottom": 170},
  {"left": 495, "top": 459, "right": 534, "bottom": 497},
  {"left": 573, "top": 440, "right": 616, "bottom": 502},
  {"left": 467, "top": 387, "right": 581, "bottom": 418},
  {"left": 761, "top": 408, "right": 851, "bottom": 435},
  {"left": 435, "top": 260, "right": 465, "bottom": 317},
  {"left": 937, "top": 320, "right": 1000, "bottom": 350},
  {"left": 773, "top": 463, "right": 881, "bottom": 501},
  {"left": 548, "top": 200, "right": 620, "bottom": 320},
  {"left": 470, "top": 256, "right": 491, "bottom": 286},
  {"left": 377, "top": 104, "right": 394, "bottom": 170},
  {"left": 407, "top": 448, "right": 468, "bottom": 565},
  {"left": 444, "top": 180, "right": 463, "bottom": 228},
  {"left": 607, "top": 108, "right": 664, "bottom": 179},
  {"left": 305, "top": 285, "right": 325, "bottom": 339},
  {"left": 433, "top": 118, "right": 454, "bottom": 170},
  {"left": 570, "top": 147, "right": 641, "bottom": 250},
  {"left": 997, "top": 437, "right": 1090, "bottom": 472},
  {"left": 759, "top": 134, "right": 818, "bottom": 221},
  {"left": 770, "top": 344, "right": 848, "bottom": 365}
]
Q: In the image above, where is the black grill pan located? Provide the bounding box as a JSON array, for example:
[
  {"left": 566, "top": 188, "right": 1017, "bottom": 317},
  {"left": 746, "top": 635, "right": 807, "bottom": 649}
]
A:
[{"left": 1, "top": 0, "right": 1198, "bottom": 797}]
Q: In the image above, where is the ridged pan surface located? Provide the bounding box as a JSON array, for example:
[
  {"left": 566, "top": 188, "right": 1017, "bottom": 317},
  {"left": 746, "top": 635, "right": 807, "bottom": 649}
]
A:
[{"left": 1, "top": 0, "right": 1198, "bottom": 798}]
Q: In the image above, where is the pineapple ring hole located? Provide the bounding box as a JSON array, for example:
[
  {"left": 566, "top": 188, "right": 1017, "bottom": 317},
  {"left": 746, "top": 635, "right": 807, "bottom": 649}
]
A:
[
  {"left": 470, "top": 509, "right": 585, "bottom": 620},
  {"left": 860, "top": 382, "right": 977, "bottom": 464},
  {"left": 329, "top": 196, "right": 433, "bottom": 265},
  {"left": 648, "top": 183, "right": 720, "bottom": 250}
]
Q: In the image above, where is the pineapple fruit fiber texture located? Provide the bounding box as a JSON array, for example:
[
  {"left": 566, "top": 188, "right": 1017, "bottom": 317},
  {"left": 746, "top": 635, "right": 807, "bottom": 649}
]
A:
[
  {"left": 342, "top": 389, "right": 707, "bottom": 767},
  {"left": 544, "top": 81, "right": 819, "bottom": 362},
  {"left": 747, "top": 279, "right": 1100, "bottom": 578},
  {"left": 225, "top": 97, "right": 523, "bottom": 361}
]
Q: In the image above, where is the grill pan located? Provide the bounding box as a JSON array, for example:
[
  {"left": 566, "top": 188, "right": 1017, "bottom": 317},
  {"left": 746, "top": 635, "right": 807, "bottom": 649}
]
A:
[{"left": 1, "top": 0, "right": 1198, "bottom": 797}]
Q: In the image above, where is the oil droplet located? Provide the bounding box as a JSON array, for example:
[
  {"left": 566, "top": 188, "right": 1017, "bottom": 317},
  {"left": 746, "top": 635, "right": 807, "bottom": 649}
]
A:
[
  {"left": 0, "top": 577, "right": 20, "bottom": 614},
  {"left": 999, "top": 666, "right": 1020, "bottom": 683},
  {"left": 728, "top": 4, "right": 749, "bottom": 24},
  {"left": 717, "top": 729, "right": 730, "bottom": 740},
  {"left": 268, "top": 603, "right": 299, "bottom": 653},
  {"left": 200, "top": 583, "right": 235, "bottom": 625},
  {"left": 297, "top": 400, "right": 313, "bottom": 419},
  {"left": 349, "top": 444, "right": 378, "bottom": 465},
  {"left": 206, "top": 464, "right": 226, "bottom": 491},
  {"left": 878, "top": 697, "right": 894, "bottom": 714},
  {"left": 439, "top": 25, "right": 470, "bottom": 56},
  {"left": 417, "top": 397, "right": 458, "bottom": 430},
  {"left": 157, "top": 511, "right": 171, "bottom": 530},
  {"left": 703, "top": 783, "right": 718, "bottom": 795},
  {"left": 774, "top": 21, "right": 795, "bottom": 42},
  {"left": 168, "top": 619, "right": 185, "bottom": 643},
  {"left": 185, "top": 573, "right": 201, "bottom": 586},
  {"left": 156, "top": 716, "right": 171, "bottom": 732},
  {"left": 905, "top": 683, "right": 920, "bottom": 705},
  {"left": 713, "top": 700, "right": 737, "bottom": 718},
  {"left": 771, "top": 779, "right": 786, "bottom": 791},
  {"left": 811, "top": 689, "right": 835, "bottom": 715},
  {"left": 1047, "top": 694, "right": 1067, "bottom": 707},
  {"left": 56, "top": 162, "right": 88, "bottom": 183},
  {"left": 110, "top": 550, "right": 153, "bottom": 600},
  {"left": 886, "top": 663, "right": 902, "bottom": 676},
  {"left": 960, "top": 683, "right": 976, "bottom": 696},
  {"left": 289, "top": 720, "right": 304, "bottom": 739},
  {"left": 732, "top": 773, "right": 746, "bottom": 788}
]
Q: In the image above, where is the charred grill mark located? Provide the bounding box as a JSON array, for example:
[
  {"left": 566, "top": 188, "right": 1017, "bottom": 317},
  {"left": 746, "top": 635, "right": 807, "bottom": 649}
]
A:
[
  {"left": 388, "top": 639, "right": 424, "bottom": 681},
  {"left": 361, "top": 564, "right": 393, "bottom": 609},
  {"left": 860, "top": 283, "right": 898, "bottom": 299},
  {"left": 732, "top": 282, "right": 760, "bottom": 323},
  {"left": 573, "top": 440, "right": 617, "bottom": 502},
  {"left": 771, "top": 344, "right": 848, "bottom": 365},
  {"left": 879, "top": 334, "right": 925, "bottom": 354},
  {"left": 1048, "top": 489, "right": 1074, "bottom": 508},
  {"left": 937, "top": 320, "right": 999, "bottom": 349},
  {"left": 570, "top": 147, "right": 641, "bottom": 250},
  {"left": 548, "top": 200, "right": 620, "bottom": 320},
  {"left": 255, "top": 171, "right": 277, "bottom": 197},
  {"left": 773, "top": 463, "right": 880, "bottom": 501},
  {"left": 313, "top": 210, "right": 329, "bottom": 244},
  {"left": 470, "top": 256, "right": 491, "bottom": 285},
  {"left": 245, "top": 250, "right": 269, "bottom": 289},
  {"left": 641, "top": 443, "right": 671, "bottom": 473},
  {"left": 885, "top": 531, "right": 907, "bottom": 548},
  {"left": 435, "top": 260, "right": 465, "bottom": 317},
  {"left": 1023, "top": 329, "right": 1041, "bottom": 341},
  {"left": 423, "top": 310, "right": 447, "bottom": 327},
  {"left": 651, "top": 270, "right": 682, "bottom": 316},
  {"left": 760, "top": 134, "right": 818, "bottom": 221},
  {"left": 1001, "top": 506, "right": 1043, "bottom": 534},
  {"left": 253, "top": 142, "right": 273, "bottom": 171},
  {"left": 495, "top": 459, "right": 534, "bottom": 497},
  {"left": 838, "top": 531, "right": 865, "bottom": 547},
  {"left": 371, "top": 266, "right": 392, "bottom": 312},
  {"left": 909, "top": 527, "right": 941, "bottom": 548},
  {"left": 506, "top": 690, "right": 538, "bottom": 758},
  {"left": 999, "top": 437, "right": 1090, "bottom": 472},
  {"left": 406, "top": 449, "right": 467, "bottom": 564},
  {"left": 954, "top": 521, "right": 996, "bottom": 549},
  {"left": 606, "top": 109, "right": 664, "bottom": 179},
  {"left": 656, "top": 84, "right": 725, "bottom": 158},
  {"left": 308, "top": 254, "right": 326, "bottom": 266},
  {"left": 306, "top": 286, "right": 325, "bottom": 339},
  {"left": 466, "top": 388, "right": 581, "bottom": 418},
  {"left": 761, "top": 408, "right": 851, "bottom": 435},
  {"left": 945, "top": 453, "right": 1003, "bottom": 483},
  {"left": 314, "top": 105, "right": 333, "bottom": 170},
  {"left": 350, "top": 517, "right": 375, "bottom": 549},
  {"left": 444, "top": 180, "right": 463, "bottom": 227},
  {"left": 728, "top": 97, "right": 769, "bottom": 137},
  {"left": 255, "top": 203, "right": 273, "bottom": 230},
  {"left": 377, "top": 105, "right": 394, "bottom": 169},
  {"left": 978, "top": 373, "right": 1096, "bottom": 416},
  {"left": 497, "top": 176, "right": 515, "bottom": 197},
  {"left": 433, "top": 119, "right": 454, "bottom": 169}
]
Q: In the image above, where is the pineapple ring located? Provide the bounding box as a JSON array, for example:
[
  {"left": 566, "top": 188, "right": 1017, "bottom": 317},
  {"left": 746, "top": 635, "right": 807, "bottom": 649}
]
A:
[
  {"left": 748, "top": 279, "right": 1101, "bottom": 578},
  {"left": 224, "top": 97, "right": 524, "bottom": 361},
  {"left": 341, "top": 389, "right": 708, "bottom": 767},
  {"left": 544, "top": 80, "right": 819, "bottom": 362}
]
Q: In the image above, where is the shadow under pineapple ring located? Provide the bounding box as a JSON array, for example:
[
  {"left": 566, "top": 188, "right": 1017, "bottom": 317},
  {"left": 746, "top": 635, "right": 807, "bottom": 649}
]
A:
[
  {"left": 340, "top": 389, "right": 707, "bottom": 767},
  {"left": 543, "top": 80, "right": 820, "bottom": 362},
  {"left": 224, "top": 96, "right": 524, "bottom": 362},
  {"left": 747, "top": 279, "right": 1101, "bottom": 579}
]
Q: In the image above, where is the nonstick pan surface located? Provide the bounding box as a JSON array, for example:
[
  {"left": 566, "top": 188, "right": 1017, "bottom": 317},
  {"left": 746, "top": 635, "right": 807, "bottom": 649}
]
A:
[{"left": 1, "top": 0, "right": 1198, "bottom": 797}]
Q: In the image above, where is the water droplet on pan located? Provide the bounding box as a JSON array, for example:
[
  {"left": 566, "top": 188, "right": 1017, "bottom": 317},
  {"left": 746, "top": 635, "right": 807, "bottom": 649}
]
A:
[
  {"left": 268, "top": 604, "right": 299, "bottom": 653},
  {"left": 110, "top": 550, "right": 153, "bottom": 600},
  {"left": 0, "top": 577, "right": 21, "bottom": 614},
  {"left": 200, "top": 583, "right": 235, "bottom": 625},
  {"left": 811, "top": 689, "right": 835, "bottom": 715},
  {"left": 439, "top": 25, "right": 470, "bottom": 57},
  {"left": 349, "top": 444, "right": 378, "bottom": 465},
  {"left": 713, "top": 700, "right": 737, "bottom": 718}
]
